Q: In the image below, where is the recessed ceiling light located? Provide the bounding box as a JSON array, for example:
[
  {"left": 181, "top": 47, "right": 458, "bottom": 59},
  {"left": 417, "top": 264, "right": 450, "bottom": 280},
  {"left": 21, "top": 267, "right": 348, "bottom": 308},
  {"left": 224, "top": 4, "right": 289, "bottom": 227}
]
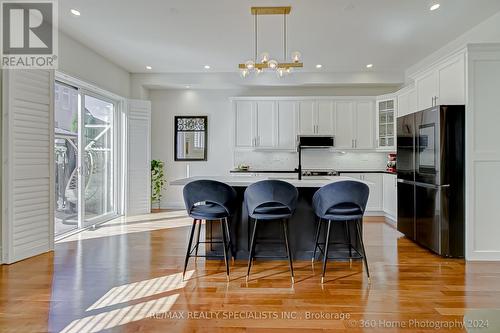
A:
[
  {"left": 204, "top": 65, "right": 211, "bottom": 69},
  {"left": 430, "top": 3, "right": 440, "bottom": 11},
  {"left": 70, "top": 9, "right": 81, "bottom": 16},
  {"left": 366, "top": 63, "right": 373, "bottom": 68},
  {"left": 145, "top": 66, "right": 152, "bottom": 70},
  {"left": 316, "top": 64, "right": 322, "bottom": 69},
  {"left": 185, "top": 85, "right": 191, "bottom": 89}
]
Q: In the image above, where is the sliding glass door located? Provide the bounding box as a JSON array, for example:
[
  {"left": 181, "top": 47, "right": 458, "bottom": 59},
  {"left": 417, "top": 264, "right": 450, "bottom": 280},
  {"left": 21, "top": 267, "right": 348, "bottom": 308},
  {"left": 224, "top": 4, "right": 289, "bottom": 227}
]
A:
[
  {"left": 54, "top": 82, "right": 80, "bottom": 235},
  {"left": 82, "top": 94, "right": 116, "bottom": 226},
  {"left": 54, "top": 81, "right": 118, "bottom": 236}
]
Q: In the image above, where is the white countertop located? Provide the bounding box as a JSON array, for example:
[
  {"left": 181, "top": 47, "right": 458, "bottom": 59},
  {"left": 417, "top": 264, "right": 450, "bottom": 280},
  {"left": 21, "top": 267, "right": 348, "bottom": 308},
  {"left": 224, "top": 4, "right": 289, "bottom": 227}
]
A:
[{"left": 170, "top": 175, "right": 370, "bottom": 188}]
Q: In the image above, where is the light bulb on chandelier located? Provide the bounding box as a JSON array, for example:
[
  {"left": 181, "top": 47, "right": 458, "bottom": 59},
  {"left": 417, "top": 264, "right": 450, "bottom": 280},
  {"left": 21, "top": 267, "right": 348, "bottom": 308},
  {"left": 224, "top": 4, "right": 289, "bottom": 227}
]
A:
[
  {"left": 268, "top": 60, "right": 278, "bottom": 69},
  {"left": 260, "top": 52, "right": 270, "bottom": 63},
  {"left": 245, "top": 60, "right": 255, "bottom": 70},
  {"left": 240, "top": 68, "right": 249, "bottom": 78},
  {"left": 291, "top": 51, "right": 301, "bottom": 63}
]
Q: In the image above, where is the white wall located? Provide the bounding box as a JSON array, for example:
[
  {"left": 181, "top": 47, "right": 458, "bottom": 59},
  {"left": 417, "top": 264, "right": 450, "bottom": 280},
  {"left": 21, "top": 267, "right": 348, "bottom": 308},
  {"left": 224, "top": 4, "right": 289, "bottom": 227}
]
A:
[
  {"left": 59, "top": 32, "right": 131, "bottom": 97},
  {"left": 406, "top": 11, "right": 500, "bottom": 79},
  {"left": 150, "top": 86, "right": 395, "bottom": 208}
]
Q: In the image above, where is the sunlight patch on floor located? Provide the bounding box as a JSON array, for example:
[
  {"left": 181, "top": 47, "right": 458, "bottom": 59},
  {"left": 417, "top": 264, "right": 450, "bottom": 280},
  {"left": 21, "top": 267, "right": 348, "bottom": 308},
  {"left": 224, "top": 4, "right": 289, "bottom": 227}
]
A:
[
  {"left": 59, "top": 270, "right": 194, "bottom": 333},
  {"left": 86, "top": 271, "right": 193, "bottom": 311},
  {"left": 58, "top": 210, "right": 191, "bottom": 243},
  {"left": 59, "top": 294, "right": 179, "bottom": 333}
]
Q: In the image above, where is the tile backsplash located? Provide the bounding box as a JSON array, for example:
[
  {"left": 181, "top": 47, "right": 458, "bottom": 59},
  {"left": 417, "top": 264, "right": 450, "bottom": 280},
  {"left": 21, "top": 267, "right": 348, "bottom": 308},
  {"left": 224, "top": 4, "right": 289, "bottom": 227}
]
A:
[{"left": 234, "top": 150, "right": 388, "bottom": 171}]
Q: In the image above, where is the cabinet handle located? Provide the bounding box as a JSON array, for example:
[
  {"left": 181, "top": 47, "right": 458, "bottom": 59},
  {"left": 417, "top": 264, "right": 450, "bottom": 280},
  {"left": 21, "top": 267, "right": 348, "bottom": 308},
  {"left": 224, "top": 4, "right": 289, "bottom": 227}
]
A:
[{"left": 351, "top": 139, "right": 354, "bottom": 148}]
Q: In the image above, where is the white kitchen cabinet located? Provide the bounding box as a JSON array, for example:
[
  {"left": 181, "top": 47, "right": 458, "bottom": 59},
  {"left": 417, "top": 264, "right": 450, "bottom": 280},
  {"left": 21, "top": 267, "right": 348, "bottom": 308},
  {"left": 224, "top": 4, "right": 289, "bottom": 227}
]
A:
[
  {"left": 234, "top": 100, "right": 296, "bottom": 150},
  {"left": 416, "top": 70, "right": 438, "bottom": 111},
  {"left": 414, "top": 53, "right": 465, "bottom": 111},
  {"left": 363, "top": 173, "right": 383, "bottom": 211},
  {"left": 234, "top": 97, "right": 375, "bottom": 151},
  {"left": 234, "top": 100, "right": 255, "bottom": 148},
  {"left": 298, "top": 100, "right": 335, "bottom": 135},
  {"left": 356, "top": 101, "right": 375, "bottom": 149},
  {"left": 383, "top": 173, "right": 397, "bottom": 220},
  {"left": 317, "top": 100, "right": 335, "bottom": 135},
  {"left": 298, "top": 100, "right": 316, "bottom": 135},
  {"left": 334, "top": 100, "right": 375, "bottom": 150},
  {"left": 276, "top": 101, "right": 298, "bottom": 150},
  {"left": 255, "top": 101, "right": 275, "bottom": 148},
  {"left": 340, "top": 173, "right": 383, "bottom": 211},
  {"left": 376, "top": 98, "right": 396, "bottom": 150},
  {"left": 438, "top": 54, "right": 465, "bottom": 105},
  {"left": 397, "top": 87, "right": 416, "bottom": 118},
  {"left": 334, "top": 101, "right": 355, "bottom": 149}
]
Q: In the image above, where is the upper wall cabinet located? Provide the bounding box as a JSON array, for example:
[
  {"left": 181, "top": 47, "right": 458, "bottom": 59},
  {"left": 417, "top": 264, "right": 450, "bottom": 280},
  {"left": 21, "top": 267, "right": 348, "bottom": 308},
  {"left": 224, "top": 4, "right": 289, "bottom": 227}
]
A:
[
  {"left": 414, "top": 52, "right": 465, "bottom": 111},
  {"left": 276, "top": 101, "right": 298, "bottom": 150},
  {"left": 298, "top": 100, "right": 334, "bottom": 135},
  {"left": 376, "top": 98, "right": 396, "bottom": 151},
  {"left": 334, "top": 100, "right": 375, "bottom": 150},
  {"left": 397, "top": 86, "right": 416, "bottom": 118},
  {"left": 233, "top": 100, "right": 295, "bottom": 151},
  {"left": 255, "top": 101, "right": 276, "bottom": 148},
  {"left": 234, "top": 98, "right": 375, "bottom": 151},
  {"left": 334, "top": 101, "right": 355, "bottom": 149},
  {"left": 234, "top": 100, "right": 255, "bottom": 148},
  {"left": 316, "top": 101, "right": 335, "bottom": 135},
  {"left": 355, "top": 101, "right": 376, "bottom": 149}
]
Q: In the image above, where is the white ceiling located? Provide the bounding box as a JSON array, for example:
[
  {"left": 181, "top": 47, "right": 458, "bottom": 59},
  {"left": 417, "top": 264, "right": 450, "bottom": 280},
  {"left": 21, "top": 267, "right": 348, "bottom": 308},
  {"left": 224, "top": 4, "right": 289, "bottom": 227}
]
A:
[{"left": 58, "top": 0, "right": 500, "bottom": 76}]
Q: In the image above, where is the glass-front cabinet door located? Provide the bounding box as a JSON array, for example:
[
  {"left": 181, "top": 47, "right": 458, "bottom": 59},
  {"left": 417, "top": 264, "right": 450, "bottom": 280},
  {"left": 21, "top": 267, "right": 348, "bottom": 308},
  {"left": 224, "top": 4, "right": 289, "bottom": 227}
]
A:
[{"left": 376, "top": 98, "right": 396, "bottom": 150}]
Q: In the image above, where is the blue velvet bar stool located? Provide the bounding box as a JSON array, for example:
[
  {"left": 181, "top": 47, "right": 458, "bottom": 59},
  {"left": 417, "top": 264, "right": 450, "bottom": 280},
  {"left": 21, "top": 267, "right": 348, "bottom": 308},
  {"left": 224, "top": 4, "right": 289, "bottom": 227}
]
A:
[
  {"left": 244, "top": 180, "right": 298, "bottom": 284},
  {"left": 312, "top": 180, "right": 370, "bottom": 284},
  {"left": 182, "top": 179, "right": 237, "bottom": 281}
]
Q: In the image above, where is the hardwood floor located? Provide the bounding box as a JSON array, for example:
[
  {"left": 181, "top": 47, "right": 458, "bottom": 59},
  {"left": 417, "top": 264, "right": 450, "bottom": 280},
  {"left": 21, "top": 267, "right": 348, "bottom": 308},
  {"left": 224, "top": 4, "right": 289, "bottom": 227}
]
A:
[{"left": 1, "top": 211, "right": 500, "bottom": 332}]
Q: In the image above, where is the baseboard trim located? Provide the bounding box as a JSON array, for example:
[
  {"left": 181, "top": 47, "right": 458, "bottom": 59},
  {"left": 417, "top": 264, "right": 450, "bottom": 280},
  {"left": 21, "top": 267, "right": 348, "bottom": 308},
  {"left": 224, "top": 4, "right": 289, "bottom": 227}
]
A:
[{"left": 160, "top": 202, "right": 185, "bottom": 210}]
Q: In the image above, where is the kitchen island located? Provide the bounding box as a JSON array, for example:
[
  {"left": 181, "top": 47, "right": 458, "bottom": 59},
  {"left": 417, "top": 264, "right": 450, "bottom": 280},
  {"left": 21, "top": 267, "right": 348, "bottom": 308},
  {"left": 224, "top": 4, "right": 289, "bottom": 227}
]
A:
[{"left": 171, "top": 175, "right": 368, "bottom": 260}]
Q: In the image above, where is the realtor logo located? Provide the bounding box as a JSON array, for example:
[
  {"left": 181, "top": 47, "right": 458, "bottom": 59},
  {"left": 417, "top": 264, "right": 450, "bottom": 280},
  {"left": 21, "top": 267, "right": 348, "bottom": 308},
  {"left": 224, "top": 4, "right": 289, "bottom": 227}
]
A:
[{"left": 1, "top": 0, "right": 58, "bottom": 68}]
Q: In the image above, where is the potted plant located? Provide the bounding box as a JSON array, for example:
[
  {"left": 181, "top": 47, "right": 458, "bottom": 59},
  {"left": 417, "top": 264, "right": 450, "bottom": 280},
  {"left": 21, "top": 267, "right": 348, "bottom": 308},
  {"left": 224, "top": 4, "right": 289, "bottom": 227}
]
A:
[{"left": 151, "top": 160, "right": 166, "bottom": 210}]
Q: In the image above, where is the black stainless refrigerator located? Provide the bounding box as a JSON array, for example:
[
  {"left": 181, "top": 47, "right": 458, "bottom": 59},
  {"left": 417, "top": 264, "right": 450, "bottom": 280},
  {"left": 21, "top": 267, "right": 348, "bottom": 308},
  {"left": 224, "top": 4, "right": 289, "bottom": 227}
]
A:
[{"left": 396, "top": 105, "right": 465, "bottom": 257}]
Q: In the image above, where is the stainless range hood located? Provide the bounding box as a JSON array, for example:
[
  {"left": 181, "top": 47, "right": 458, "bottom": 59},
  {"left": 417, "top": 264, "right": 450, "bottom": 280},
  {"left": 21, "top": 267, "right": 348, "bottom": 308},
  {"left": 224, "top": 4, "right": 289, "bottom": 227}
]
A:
[
  {"left": 297, "top": 135, "right": 335, "bottom": 180},
  {"left": 297, "top": 135, "right": 335, "bottom": 148}
]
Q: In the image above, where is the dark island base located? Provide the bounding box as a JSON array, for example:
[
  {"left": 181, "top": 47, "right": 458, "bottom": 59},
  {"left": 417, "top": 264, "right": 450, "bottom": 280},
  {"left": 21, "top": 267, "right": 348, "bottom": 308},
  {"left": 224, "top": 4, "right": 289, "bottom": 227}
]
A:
[{"left": 205, "top": 187, "right": 363, "bottom": 261}]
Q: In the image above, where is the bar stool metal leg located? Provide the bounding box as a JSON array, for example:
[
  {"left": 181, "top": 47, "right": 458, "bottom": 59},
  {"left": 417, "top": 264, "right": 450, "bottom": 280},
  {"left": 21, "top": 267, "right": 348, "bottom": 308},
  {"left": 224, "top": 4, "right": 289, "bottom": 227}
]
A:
[
  {"left": 355, "top": 219, "right": 370, "bottom": 282},
  {"left": 321, "top": 220, "right": 332, "bottom": 284},
  {"left": 223, "top": 217, "right": 234, "bottom": 260},
  {"left": 194, "top": 220, "right": 202, "bottom": 260},
  {"left": 246, "top": 218, "right": 259, "bottom": 282},
  {"left": 183, "top": 219, "right": 197, "bottom": 280},
  {"left": 282, "top": 219, "right": 294, "bottom": 284},
  {"left": 220, "top": 218, "right": 230, "bottom": 282},
  {"left": 345, "top": 220, "right": 352, "bottom": 263},
  {"left": 312, "top": 218, "right": 322, "bottom": 262}
]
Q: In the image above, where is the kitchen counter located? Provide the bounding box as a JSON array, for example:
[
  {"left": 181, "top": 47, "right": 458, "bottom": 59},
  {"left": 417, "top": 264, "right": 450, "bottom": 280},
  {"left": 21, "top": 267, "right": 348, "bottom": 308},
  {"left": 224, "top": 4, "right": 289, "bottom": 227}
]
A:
[
  {"left": 230, "top": 169, "right": 298, "bottom": 174},
  {"left": 338, "top": 170, "right": 397, "bottom": 175},
  {"left": 229, "top": 169, "right": 397, "bottom": 175},
  {"left": 171, "top": 175, "right": 367, "bottom": 188},
  {"left": 170, "top": 175, "right": 366, "bottom": 260}
]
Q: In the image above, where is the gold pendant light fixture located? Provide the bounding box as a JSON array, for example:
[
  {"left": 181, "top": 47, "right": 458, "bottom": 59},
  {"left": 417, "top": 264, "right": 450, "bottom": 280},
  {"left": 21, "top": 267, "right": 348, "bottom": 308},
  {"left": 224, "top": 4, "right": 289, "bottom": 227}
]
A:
[{"left": 239, "top": 6, "right": 303, "bottom": 78}]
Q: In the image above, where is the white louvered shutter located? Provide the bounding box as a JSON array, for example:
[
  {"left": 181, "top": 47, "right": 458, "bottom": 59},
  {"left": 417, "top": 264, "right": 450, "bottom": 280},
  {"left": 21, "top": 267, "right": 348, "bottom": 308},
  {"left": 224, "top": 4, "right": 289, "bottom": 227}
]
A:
[
  {"left": 2, "top": 69, "right": 54, "bottom": 263},
  {"left": 126, "top": 99, "right": 151, "bottom": 215}
]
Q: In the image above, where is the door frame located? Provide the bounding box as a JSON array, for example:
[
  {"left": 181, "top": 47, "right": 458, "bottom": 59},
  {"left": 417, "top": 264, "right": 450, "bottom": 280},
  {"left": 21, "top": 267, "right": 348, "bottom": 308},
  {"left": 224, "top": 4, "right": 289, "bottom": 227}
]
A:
[{"left": 54, "top": 72, "right": 125, "bottom": 239}]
